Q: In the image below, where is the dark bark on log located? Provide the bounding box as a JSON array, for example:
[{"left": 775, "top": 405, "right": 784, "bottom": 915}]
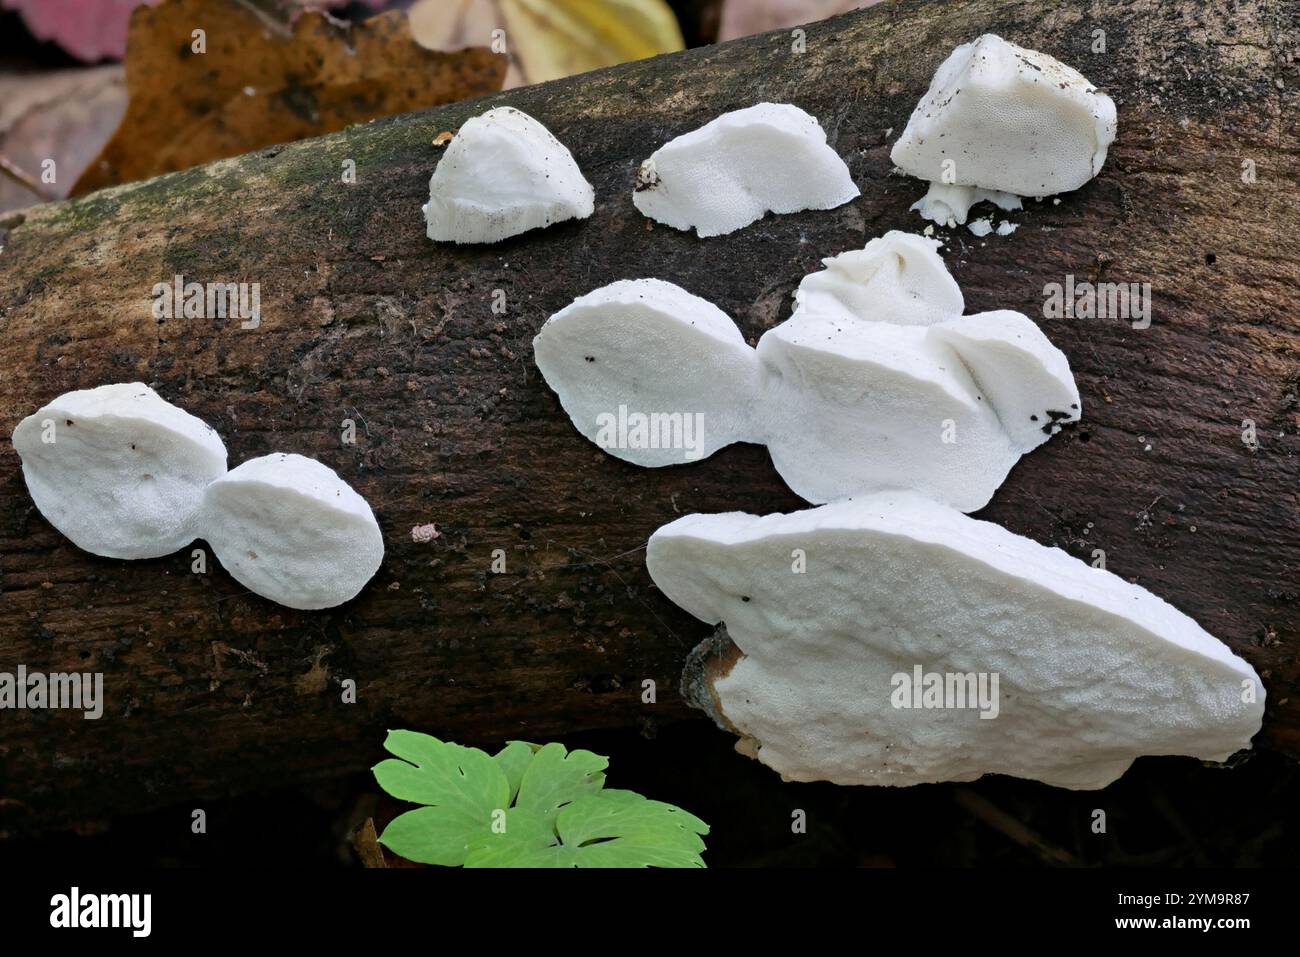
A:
[{"left": 0, "top": 0, "right": 1297, "bottom": 832}]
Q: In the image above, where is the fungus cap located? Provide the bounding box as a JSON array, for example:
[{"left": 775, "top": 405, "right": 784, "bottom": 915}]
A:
[
  {"left": 790, "top": 230, "right": 964, "bottom": 327},
  {"left": 632, "top": 103, "right": 860, "bottom": 238},
  {"left": 891, "top": 35, "right": 1117, "bottom": 226},
  {"left": 533, "top": 278, "right": 763, "bottom": 466},
  {"left": 891, "top": 34, "right": 1117, "bottom": 197},
  {"left": 647, "top": 493, "right": 1265, "bottom": 790},
  {"left": 202, "top": 453, "right": 384, "bottom": 610},
  {"left": 424, "top": 106, "right": 595, "bottom": 244},
  {"left": 11, "top": 382, "right": 227, "bottom": 559}
]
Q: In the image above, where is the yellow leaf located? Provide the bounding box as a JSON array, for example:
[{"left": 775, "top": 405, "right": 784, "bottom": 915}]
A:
[
  {"left": 411, "top": 0, "right": 684, "bottom": 87},
  {"left": 504, "top": 0, "right": 684, "bottom": 83}
]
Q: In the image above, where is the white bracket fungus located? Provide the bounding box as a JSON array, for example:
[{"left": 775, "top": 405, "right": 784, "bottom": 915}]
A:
[
  {"left": 632, "top": 103, "right": 860, "bottom": 238},
  {"left": 647, "top": 493, "right": 1265, "bottom": 790},
  {"left": 533, "top": 231, "right": 1079, "bottom": 511},
  {"left": 12, "top": 385, "right": 384, "bottom": 610},
  {"left": 891, "top": 34, "right": 1117, "bottom": 226},
  {"left": 424, "top": 106, "right": 595, "bottom": 244},
  {"left": 11, "top": 383, "right": 227, "bottom": 559},
  {"left": 202, "top": 453, "right": 385, "bottom": 611},
  {"left": 533, "top": 278, "right": 764, "bottom": 466}
]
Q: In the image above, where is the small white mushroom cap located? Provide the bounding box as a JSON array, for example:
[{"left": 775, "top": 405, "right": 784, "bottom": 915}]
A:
[
  {"left": 647, "top": 493, "right": 1265, "bottom": 790},
  {"left": 202, "top": 453, "right": 384, "bottom": 610},
  {"left": 891, "top": 34, "right": 1118, "bottom": 198},
  {"left": 632, "top": 103, "right": 860, "bottom": 238},
  {"left": 533, "top": 279, "right": 763, "bottom": 465},
  {"left": 533, "top": 231, "right": 1078, "bottom": 511},
  {"left": 424, "top": 106, "right": 595, "bottom": 244},
  {"left": 11, "top": 382, "right": 226, "bottom": 559},
  {"left": 789, "top": 230, "right": 963, "bottom": 326}
]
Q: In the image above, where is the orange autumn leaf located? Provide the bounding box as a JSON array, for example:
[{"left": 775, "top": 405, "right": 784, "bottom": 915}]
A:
[{"left": 72, "top": 0, "right": 507, "bottom": 195}]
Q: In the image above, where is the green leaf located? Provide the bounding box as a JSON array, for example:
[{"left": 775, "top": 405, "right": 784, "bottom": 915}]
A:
[
  {"left": 557, "top": 790, "right": 709, "bottom": 868},
  {"left": 373, "top": 731, "right": 709, "bottom": 867},
  {"left": 372, "top": 730, "right": 510, "bottom": 866},
  {"left": 464, "top": 789, "right": 709, "bottom": 868},
  {"left": 514, "top": 742, "right": 608, "bottom": 825},
  {"left": 494, "top": 740, "right": 539, "bottom": 805},
  {"left": 462, "top": 807, "right": 567, "bottom": 868},
  {"left": 376, "top": 807, "right": 488, "bottom": 866}
]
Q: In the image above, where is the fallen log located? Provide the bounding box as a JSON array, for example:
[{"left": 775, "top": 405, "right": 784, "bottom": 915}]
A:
[{"left": 1, "top": 0, "right": 1297, "bottom": 833}]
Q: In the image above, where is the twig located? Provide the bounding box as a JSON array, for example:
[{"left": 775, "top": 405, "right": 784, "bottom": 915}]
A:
[
  {"left": 953, "top": 787, "right": 1079, "bottom": 866},
  {"left": 0, "top": 155, "right": 55, "bottom": 203}
]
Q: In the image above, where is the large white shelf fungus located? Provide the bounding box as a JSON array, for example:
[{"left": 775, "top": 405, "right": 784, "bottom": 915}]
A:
[
  {"left": 891, "top": 34, "right": 1117, "bottom": 226},
  {"left": 202, "top": 453, "right": 385, "bottom": 611},
  {"left": 533, "top": 231, "right": 1079, "bottom": 511},
  {"left": 632, "top": 103, "right": 860, "bottom": 238},
  {"left": 424, "top": 106, "right": 595, "bottom": 244},
  {"left": 11, "top": 383, "right": 227, "bottom": 559},
  {"left": 647, "top": 493, "right": 1266, "bottom": 790}
]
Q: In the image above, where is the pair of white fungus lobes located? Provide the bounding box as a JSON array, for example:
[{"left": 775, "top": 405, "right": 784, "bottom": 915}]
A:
[
  {"left": 631, "top": 103, "right": 860, "bottom": 238},
  {"left": 424, "top": 106, "right": 595, "bottom": 244},
  {"left": 890, "top": 34, "right": 1118, "bottom": 225},
  {"left": 646, "top": 493, "right": 1265, "bottom": 790},
  {"left": 11, "top": 383, "right": 383, "bottom": 611},
  {"left": 424, "top": 103, "right": 857, "bottom": 244},
  {"left": 533, "top": 231, "right": 1078, "bottom": 511}
]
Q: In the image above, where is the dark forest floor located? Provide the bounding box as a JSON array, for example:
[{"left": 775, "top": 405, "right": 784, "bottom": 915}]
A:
[{"left": 5, "top": 718, "right": 1295, "bottom": 868}]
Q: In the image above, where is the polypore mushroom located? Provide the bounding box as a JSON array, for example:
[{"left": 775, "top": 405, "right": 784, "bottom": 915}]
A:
[
  {"left": 756, "top": 234, "right": 1079, "bottom": 509},
  {"left": 202, "top": 453, "right": 384, "bottom": 610},
  {"left": 533, "top": 278, "right": 763, "bottom": 465},
  {"left": 11, "top": 382, "right": 226, "bottom": 559},
  {"left": 424, "top": 106, "right": 595, "bottom": 244},
  {"left": 533, "top": 231, "right": 1079, "bottom": 511},
  {"left": 647, "top": 492, "right": 1265, "bottom": 790},
  {"left": 891, "top": 34, "right": 1117, "bottom": 226},
  {"left": 632, "top": 103, "right": 860, "bottom": 238}
]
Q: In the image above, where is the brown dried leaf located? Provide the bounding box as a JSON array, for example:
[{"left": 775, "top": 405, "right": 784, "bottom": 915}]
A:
[
  {"left": 72, "top": 0, "right": 507, "bottom": 196},
  {"left": 0, "top": 66, "right": 126, "bottom": 212},
  {"left": 352, "top": 817, "right": 388, "bottom": 868}
]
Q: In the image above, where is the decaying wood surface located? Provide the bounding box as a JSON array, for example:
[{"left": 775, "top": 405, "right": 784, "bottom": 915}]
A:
[{"left": 1, "top": 0, "right": 1297, "bottom": 832}]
